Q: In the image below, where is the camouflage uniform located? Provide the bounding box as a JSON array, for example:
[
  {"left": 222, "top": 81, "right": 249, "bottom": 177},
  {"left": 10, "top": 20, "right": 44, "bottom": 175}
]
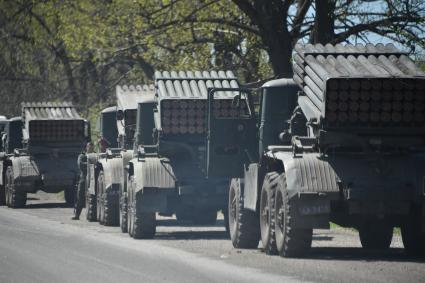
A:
[{"left": 73, "top": 152, "right": 88, "bottom": 219}]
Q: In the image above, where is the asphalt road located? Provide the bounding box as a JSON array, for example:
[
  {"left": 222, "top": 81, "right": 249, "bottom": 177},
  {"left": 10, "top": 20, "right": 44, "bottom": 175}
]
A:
[{"left": 0, "top": 193, "right": 424, "bottom": 283}]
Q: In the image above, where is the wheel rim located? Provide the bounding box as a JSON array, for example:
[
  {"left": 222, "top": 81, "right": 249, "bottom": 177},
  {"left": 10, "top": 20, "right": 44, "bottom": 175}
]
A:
[
  {"left": 229, "top": 185, "right": 237, "bottom": 225},
  {"left": 275, "top": 188, "right": 284, "bottom": 247},
  {"left": 260, "top": 188, "right": 270, "bottom": 233}
]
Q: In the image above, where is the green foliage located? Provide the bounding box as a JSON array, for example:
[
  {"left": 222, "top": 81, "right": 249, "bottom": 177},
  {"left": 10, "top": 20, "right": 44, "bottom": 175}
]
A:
[{"left": 0, "top": 0, "right": 423, "bottom": 118}]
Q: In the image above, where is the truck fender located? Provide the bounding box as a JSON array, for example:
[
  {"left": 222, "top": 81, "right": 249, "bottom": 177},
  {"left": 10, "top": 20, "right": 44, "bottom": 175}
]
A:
[
  {"left": 265, "top": 151, "right": 340, "bottom": 199},
  {"left": 97, "top": 157, "right": 123, "bottom": 194},
  {"left": 130, "top": 157, "right": 175, "bottom": 194},
  {"left": 8, "top": 156, "right": 40, "bottom": 191}
]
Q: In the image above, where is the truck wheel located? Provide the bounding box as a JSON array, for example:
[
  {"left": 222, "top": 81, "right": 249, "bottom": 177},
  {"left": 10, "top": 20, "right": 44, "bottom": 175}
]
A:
[
  {"left": 5, "top": 166, "right": 26, "bottom": 208},
  {"left": 274, "top": 173, "right": 312, "bottom": 257},
  {"left": 0, "top": 185, "right": 5, "bottom": 206},
  {"left": 401, "top": 212, "right": 425, "bottom": 256},
  {"left": 64, "top": 187, "right": 75, "bottom": 206},
  {"left": 119, "top": 191, "right": 128, "bottom": 233},
  {"left": 103, "top": 194, "right": 119, "bottom": 226},
  {"left": 192, "top": 209, "right": 217, "bottom": 225},
  {"left": 260, "top": 172, "right": 279, "bottom": 255},
  {"left": 99, "top": 172, "right": 119, "bottom": 226},
  {"left": 86, "top": 192, "right": 97, "bottom": 222},
  {"left": 132, "top": 211, "right": 156, "bottom": 239},
  {"left": 359, "top": 221, "right": 393, "bottom": 250},
  {"left": 228, "top": 178, "right": 260, "bottom": 249}
]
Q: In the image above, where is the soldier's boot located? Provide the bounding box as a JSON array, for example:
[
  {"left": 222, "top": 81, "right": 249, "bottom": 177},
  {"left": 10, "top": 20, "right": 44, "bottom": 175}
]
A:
[{"left": 72, "top": 207, "right": 83, "bottom": 220}]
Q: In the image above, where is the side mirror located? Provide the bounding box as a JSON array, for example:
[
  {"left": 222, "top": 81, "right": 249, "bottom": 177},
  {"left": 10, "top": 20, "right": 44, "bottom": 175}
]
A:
[
  {"left": 231, "top": 94, "right": 241, "bottom": 108},
  {"left": 116, "top": 110, "right": 124, "bottom": 121}
]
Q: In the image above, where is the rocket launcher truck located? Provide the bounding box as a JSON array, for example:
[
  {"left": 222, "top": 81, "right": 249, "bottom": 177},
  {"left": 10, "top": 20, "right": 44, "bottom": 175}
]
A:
[
  {"left": 0, "top": 102, "right": 89, "bottom": 208},
  {"left": 212, "top": 43, "right": 425, "bottom": 257},
  {"left": 125, "top": 70, "right": 256, "bottom": 238}
]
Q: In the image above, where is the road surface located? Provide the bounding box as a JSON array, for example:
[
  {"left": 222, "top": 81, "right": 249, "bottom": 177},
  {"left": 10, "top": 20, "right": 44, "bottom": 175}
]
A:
[{"left": 0, "top": 193, "right": 424, "bottom": 283}]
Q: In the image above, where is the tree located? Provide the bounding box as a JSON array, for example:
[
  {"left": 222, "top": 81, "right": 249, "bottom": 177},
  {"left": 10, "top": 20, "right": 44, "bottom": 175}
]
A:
[
  {"left": 0, "top": 0, "right": 424, "bottom": 118},
  {"left": 231, "top": 0, "right": 425, "bottom": 76}
]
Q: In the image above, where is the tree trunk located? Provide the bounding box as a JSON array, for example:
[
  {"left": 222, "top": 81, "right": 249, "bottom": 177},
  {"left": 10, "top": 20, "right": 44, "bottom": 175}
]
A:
[
  {"left": 56, "top": 46, "right": 79, "bottom": 104},
  {"left": 310, "top": 0, "right": 335, "bottom": 44},
  {"left": 264, "top": 32, "right": 293, "bottom": 77},
  {"left": 233, "top": 0, "right": 294, "bottom": 77}
]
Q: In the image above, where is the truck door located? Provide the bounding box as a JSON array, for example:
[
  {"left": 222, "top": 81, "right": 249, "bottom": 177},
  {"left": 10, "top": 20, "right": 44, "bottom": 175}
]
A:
[{"left": 206, "top": 88, "right": 257, "bottom": 178}]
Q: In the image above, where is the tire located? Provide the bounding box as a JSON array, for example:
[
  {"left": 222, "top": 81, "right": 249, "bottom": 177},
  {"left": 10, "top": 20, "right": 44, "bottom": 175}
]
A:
[
  {"left": 132, "top": 211, "right": 156, "bottom": 239},
  {"left": 359, "top": 221, "right": 393, "bottom": 250},
  {"left": 0, "top": 185, "right": 5, "bottom": 206},
  {"left": 97, "top": 171, "right": 120, "bottom": 229},
  {"left": 119, "top": 190, "right": 128, "bottom": 233},
  {"left": 401, "top": 209, "right": 425, "bottom": 256},
  {"left": 274, "top": 173, "right": 312, "bottom": 257},
  {"left": 127, "top": 175, "right": 156, "bottom": 239},
  {"left": 98, "top": 171, "right": 119, "bottom": 226},
  {"left": 64, "top": 186, "right": 75, "bottom": 206},
  {"left": 86, "top": 192, "right": 97, "bottom": 222},
  {"left": 260, "top": 172, "right": 279, "bottom": 255},
  {"left": 103, "top": 194, "right": 119, "bottom": 226},
  {"left": 228, "top": 178, "right": 260, "bottom": 249},
  {"left": 5, "top": 166, "right": 26, "bottom": 208}
]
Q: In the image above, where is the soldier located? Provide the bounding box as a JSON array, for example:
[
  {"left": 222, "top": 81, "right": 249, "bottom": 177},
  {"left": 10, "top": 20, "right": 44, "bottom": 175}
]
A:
[
  {"left": 72, "top": 142, "right": 94, "bottom": 220},
  {"left": 97, "top": 136, "right": 110, "bottom": 153}
]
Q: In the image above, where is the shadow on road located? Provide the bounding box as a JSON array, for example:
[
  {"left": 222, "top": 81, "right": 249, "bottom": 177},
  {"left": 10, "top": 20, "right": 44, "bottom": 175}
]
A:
[
  {"left": 305, "top": 247, "right": 425, "bottom": 263},
  {"left": 157, "top": 219, "right": 226, "bottom": 228},
  {"left": 25, "top": 202, "right": 71, "bottom": 209},
  {"left": 155, "top": 230, "right": 229, "bottom": 240},
  {"left": 152, "top": 219, "right": 229, "bottom": 240}
]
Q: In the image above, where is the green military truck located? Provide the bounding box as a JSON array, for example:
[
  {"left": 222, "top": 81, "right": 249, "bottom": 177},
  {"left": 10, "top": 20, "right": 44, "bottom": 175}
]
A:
[
  {"left": 85, "top": 106, "right": 118, "bottom": 221},
  {"left": 125, "top": 70, "right": 255, "bottom": 239},
  {"left": 0, "top": 102, "right": 89, "bottom": 208},
  {"left": 86, "top": 85, "right": 153, "bottom": 227},
  {"left": 212, "top": 43, "right": 425, "bottom": 257}
]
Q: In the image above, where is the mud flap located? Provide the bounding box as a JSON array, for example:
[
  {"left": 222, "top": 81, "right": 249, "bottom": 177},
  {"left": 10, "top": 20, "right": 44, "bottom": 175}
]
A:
[
  {"left": 136, "top": 188, "right": 173, "bottom": 213},
  {"left": 291, "top": 193, "right": 333, "bottom": 229}
]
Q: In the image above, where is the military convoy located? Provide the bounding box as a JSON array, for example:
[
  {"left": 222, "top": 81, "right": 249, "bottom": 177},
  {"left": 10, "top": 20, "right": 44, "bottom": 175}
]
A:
[
  {"left": 0, "top": 102, "right": 89, "bottom": 208},
  {"left": 215, "top": 43, "right": 425, "bottom": 257},
  {"left": 1, "top": 43, "right": 424, "bottom": 257}
]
